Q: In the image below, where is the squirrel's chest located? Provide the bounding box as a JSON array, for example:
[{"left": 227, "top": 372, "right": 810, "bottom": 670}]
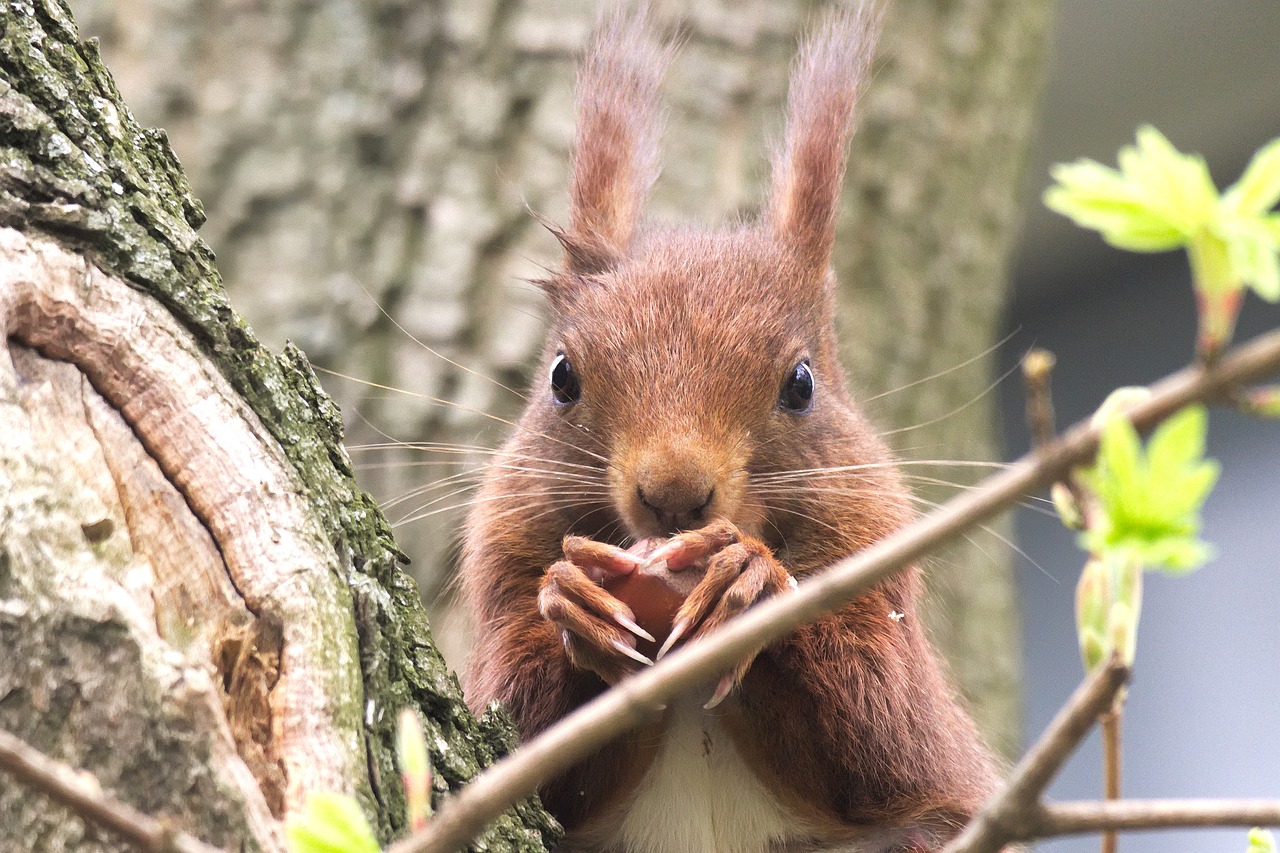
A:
[{"left": 598, "top": 699, "right": 798, "bottom": 853}]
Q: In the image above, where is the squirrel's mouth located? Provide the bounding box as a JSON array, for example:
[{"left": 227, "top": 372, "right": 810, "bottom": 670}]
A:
[
  {"left": 610, "top": 483, "right": 768, "bottom": 544},
  {"left": 599, "top": 441, "right": 763, "bottom": 541}
]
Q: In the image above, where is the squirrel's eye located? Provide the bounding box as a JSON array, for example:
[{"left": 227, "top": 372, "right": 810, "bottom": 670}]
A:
[
  {"left": 779, "top": 361, "right": 814, "bottom": 413},
  {"left": 550, "top": 353, "right": 581, "bottom": 405}
]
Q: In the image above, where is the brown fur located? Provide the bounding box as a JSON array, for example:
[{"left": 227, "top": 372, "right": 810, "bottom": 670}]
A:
[{"left": 462, "top": 5, "right": 998, "bottom": 849}]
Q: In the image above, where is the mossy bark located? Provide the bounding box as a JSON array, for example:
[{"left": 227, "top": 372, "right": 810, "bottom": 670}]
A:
[{"left": 0, "top": 2, "right": 557, "bottom": 849}]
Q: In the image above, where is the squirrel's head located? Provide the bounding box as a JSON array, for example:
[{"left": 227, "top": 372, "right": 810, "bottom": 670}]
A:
[{"left": 527, "top": 5, "right": 903, "bottom": 547}]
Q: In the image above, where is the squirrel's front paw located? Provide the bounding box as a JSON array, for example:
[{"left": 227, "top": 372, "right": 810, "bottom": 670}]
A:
[
  {"left": 538, "top": 538, "right": 655, "bottom": 685},
  {"left": 644, "top": 520, "right": 795, "bottom": 707}
]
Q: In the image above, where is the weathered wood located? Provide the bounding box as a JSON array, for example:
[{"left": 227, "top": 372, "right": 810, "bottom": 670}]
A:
[{"left": 2, "top": 227, "right": 366, "bottom": 842}]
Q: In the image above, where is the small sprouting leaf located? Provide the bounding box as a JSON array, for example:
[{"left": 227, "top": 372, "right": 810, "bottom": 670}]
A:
[
  {"left": 1248, "top": 828, "right": 1277, "bottom": 853},
  {"left": 1045, "top": 159, "right": 1187, "bottom": 252},
  {"left": 1080, "top": 405, "right": 1220, "bottom": 574},
  {"left": 1090, "top": 387, "right": 1153, "bottom": 429},
  {"left": 1221, "top": 216, "right": 1280, "bottom": 301},
  {"left": 1051, "top": 482, "right": 1085, "bottom": 530},
  {"left": 1105, "top": 556, "right": 1143, "bottom": 667},
  {"left": 1127, "top": 126, "right": 1218, "bottom": 233},
  {"left": 1223, "top": 138, "right": 1280, "bottom": 216},
  {"left": 286, "top": 791, "right": 381, "bottom": 853},
  {"left": 1243, "top": 385, "right": 1280, "bottom": 418},
  {"left": 1047, "top": 130, "right": 1280, "bottom": 354},
  {"left": 1075, "top": 557, "right": 1110, "bottom": 672},
  {"left": 397, "top": 708, "right": 433, "bottom": 831},
  {"left": 1044, "top": 126, "right": 1221, "bottom": 253}
]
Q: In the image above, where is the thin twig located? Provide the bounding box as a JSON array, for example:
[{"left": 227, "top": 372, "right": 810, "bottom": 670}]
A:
[
  {"left": 1023, "top": 346, "right": 1093, "bottom": 529},
  {"left": 942, "top": 659, "right": 1130, "bottom": 853},
  {"left": 1022, "top": 347, "right": 1058, "bottom": 450},
  {"left": 1100, "top": 710, "right": 1122, "bottom": 853},
  {"left": 1028, "top": 799, "right": 1280, "bottom": 839},
  {"left": 395, "top": 327, "right": 1280, "bottom": 853},
  {"left": 0, "top": 728, "right": 225, "bottom": 853}
]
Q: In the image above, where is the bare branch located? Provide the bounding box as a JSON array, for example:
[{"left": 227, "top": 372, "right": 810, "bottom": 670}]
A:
[
  {"left": 942, "top": 659, "right": 1129, "bottom": 853},
  {"left": 0, "top": 728, "right": 225, "bottom": 853},
  {"left": 397, "top": 326, "right": 1280, "bottom": 853},
  {"left": 1029, "top": 799, "right": 1280, "bottom": 839}
]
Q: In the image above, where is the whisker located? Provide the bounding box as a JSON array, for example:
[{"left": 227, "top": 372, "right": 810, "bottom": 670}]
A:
[
  {"left": 350, "top": 442, "right": 608, "bottom": 476},
  {"left": 377, "top": 460, "right": 607, "bottom": 502},
  {"left": 877, "top": 358, "right": 1023, "bottom": 438},
  {"left": 355, "top": 281, "right": 530, "bottom": 402},
  {"left": 860, "top": 329, "right": 1019, "bottom": 404},
  {"left": 753, "top": 458, "right": 1014, "bottom": 484},
  {"left": 898, "top": 473, "right": 1054, "bottom": 515},
  {"left": 383, "top": 465, "right": 606, "bottom": 511},
  {"left": 750, "top": 478, "right": 1052, "bottom": 520},
  {"left": 395, "top": 487, "right": 611, "bottom": 528},
  {"left": 315, "top": 365, "right": 611, "bottom": 466},
  {"left": 757, "top": 499, "right": 858, "bottom": 541},
  {"left": 749, "top": 485, "right": 1050, "bottom": 580},
  {"left": 347, "top": 440, "right": 498, "bottom": 455}
]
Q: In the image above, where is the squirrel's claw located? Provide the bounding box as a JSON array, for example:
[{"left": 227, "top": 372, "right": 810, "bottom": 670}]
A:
[
  {"left": 659, "top": 536, "right": 793, "bottom": 688},
  {"left": 540, "top": 559, "right": 652, "bottom": 684},
  {"left": 612, "top": 611, "right": 656, "bottom": 644},
  {"left": 703, "top": 672, "right": 737, "bottom": 710},
  {"left": 655, "top": 616, "right": 691, "bottom": 660},
  {"left": 563, "top": 535, "right": 644, "bottom": 583},
  {"left": 640, "top": 519, "right": 740, "bottom": 572},
  {"left": 611, "top": 638, "right": 655, "bottom": 667}
]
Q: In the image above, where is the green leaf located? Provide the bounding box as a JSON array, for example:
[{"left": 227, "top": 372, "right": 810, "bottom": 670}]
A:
[
  {"left": 1146, "top": 403, "right": 1209, "bottom": 481},
  {"left": 286, "top": 791, "right": 381, "bottom": 853},
  {"left": 1127, "top": 126, "right": 1218, "bottom": 233},
  {"left": 1047, "top": 130, "right": 1280, "bottom": 354},
  {"left": 1045, "top": 159, "right": 1187, "bottom": 252},
  {"left": 1248, "top": 828, "right": 1277, "bottom": 853},
  {"left": 1220, "top": 217, "right": 1280, "bottom": 301},
  {"left": 1223, "top": 137, "right": 1280, "bottom": 215},
  {"left": 1079, "top": 405, "right": 1219, "bottom": 574}
]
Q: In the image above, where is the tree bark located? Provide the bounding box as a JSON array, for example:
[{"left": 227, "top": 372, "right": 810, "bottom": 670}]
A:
[
  {"left": 64, "top": 0, "right": 1053, "bottom": 756},
  {"left": 835, "top": 0, "right": 1056, "bottom": 758},
  {"left": 0, "top": 4, "right": 557, "bottom": 850}
]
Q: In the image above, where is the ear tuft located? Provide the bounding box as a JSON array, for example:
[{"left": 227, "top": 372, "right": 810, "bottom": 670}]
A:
[
  {"left": 564, "top": 6, "right": 676, "bottom": 274},
  {"left": 767, "top": 3, "right": 882, "bottom": 273}
]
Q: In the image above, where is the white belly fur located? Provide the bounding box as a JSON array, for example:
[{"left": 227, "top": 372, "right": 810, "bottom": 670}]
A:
[{"left": 600, "top": 698, "right": 806, "bottom": 853}]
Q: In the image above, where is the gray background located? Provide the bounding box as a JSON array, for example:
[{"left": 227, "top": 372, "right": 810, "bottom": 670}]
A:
[{"left": 1002, "top": 0, "right": 1280, "bottom": 850}]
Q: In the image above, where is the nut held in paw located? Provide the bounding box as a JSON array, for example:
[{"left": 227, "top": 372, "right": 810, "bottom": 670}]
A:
[{"left": 604, "top": 539, "right": 704, "bottom": 646}]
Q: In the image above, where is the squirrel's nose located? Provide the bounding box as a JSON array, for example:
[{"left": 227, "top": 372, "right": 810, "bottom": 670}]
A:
[{"left": 635, "top": 471, "right": 715, "bottom": 534}]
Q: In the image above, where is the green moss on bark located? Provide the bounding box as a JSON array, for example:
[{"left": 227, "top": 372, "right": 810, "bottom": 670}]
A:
[{"left": 0, "top": 1, "right": 558, "bottom": 848}]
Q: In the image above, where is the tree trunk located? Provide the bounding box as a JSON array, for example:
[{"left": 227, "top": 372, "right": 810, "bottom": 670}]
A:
[
  {"left": 64, "top": 0, "right": 1053, "bottom": 756},
  {"left": 0, "top": 4, "right": 557, "bottom": 850},
  {"left": 834, "top": 0, "right": 1055, "bottom": 758}
]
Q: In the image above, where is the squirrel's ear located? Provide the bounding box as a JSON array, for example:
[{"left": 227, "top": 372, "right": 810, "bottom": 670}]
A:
[
  {"left": 767, "top": 4, "right": 881, "bottom": 275},
  {"left": 562, "top": 8, "right": 674, "bottom": 275}
]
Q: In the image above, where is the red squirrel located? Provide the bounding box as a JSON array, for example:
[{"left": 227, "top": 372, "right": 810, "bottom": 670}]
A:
[{"left": 461, "top": 5, "right": 999, "bottom": 851}]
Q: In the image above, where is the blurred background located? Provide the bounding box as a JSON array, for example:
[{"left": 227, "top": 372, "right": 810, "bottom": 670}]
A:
[{"left": 70, "top": 0, "right": 1278, "bottom": 850}]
